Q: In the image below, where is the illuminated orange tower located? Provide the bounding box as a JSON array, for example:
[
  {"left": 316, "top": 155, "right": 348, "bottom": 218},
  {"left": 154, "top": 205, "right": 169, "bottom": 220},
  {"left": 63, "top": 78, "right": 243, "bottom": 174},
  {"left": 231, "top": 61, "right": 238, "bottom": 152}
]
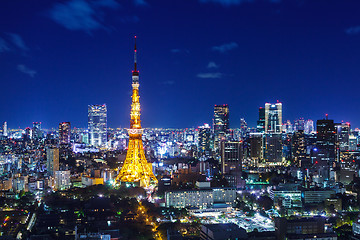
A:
[{"left": 115, "top": 37, "right": 157, "bottom": 188}]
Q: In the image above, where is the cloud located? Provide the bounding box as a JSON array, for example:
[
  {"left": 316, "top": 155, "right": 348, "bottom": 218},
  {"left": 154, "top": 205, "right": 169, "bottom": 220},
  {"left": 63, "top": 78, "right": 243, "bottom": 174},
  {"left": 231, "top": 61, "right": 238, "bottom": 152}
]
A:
[
  {"left": 170, "top": 48, "right": 190, "bottom": 54},
  {"left": 197, "top": 72, "right": 223, "bottom": 79},
  {"left": 93, "top": 0, "right": 120, "bottom": 8},
  {"left": 199, "top": 0, "right": 281, "bottom": 6},
  {"left": 133, "top": 0, "right": 148, "bottom": 6},
  {"left": 17, "top": 64, "right": 37, "bottom": 78},
  {"left": 200, "top": 0, "right": 252, "bottom": 6},
  {"left": 0, "top": 37, "right": 10, "bottom": 52},
  {"left": 212, "top": 42, "right": 238, "bottom": 53},
  {"left": 207, "top": 61, "right": 219, "bottom": 69},
  {"left": 345, "top": 26, "right": 360, "bottom": 35},
  {"left": 7, "top": 33, "right": 28, "bottom": 51},
  {"left": 161, "top": 80, "right": 175, "bottom": 85},
  {"left": 48, "top": 0, "right": 119, "bottom": 33}
]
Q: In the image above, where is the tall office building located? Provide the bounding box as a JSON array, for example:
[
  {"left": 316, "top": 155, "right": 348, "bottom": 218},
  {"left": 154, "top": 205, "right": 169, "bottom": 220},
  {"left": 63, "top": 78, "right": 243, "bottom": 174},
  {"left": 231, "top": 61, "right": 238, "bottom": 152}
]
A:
[
  {"left": 220, "top": 141, "right": 242, "bottom": 187},
  {"left": 265, "top": 133, "right": 283, "bottom": 163},
  {"left": 305, "top": 119, "right": 314, "bottom": 134},
  {"left": 32, "top": 122, "right": 42, "bottom": 139},
  {"left": 294, "top": 118, "right": 305, "bottom": 131},
  {"left": 292, "top": 130, "right": 307, "bottom": 167},
  {"left": 282, "top": 120, "right": 293, "bottom": 133},
  {"left": 47, "top": 147, "right": 59, "bottom": 176},
  {"left": 349, "top": 135, "right": 357, "bottom": 151},
  {"left": 88, "top": 104, "right": 107, "bottom": 147},
  {"left": 249, "top": 133, "right": 263, "bottom": 162},
  {"left": 198, "top": 124, "right": 212, "bottom": 157},
  {"left": 265, "top": 102, "right": 282, "bottom": 133},
  {"left": 336, "top": 122, "right": 350, "bottom": 151},
  {"left": 2, "top": 122, "right": 7, "bottom": 137},
  {"left": 59, "top": 122, "right": 71, "bottom": 144},
  {"left": 240, "top": 118, "right": 248, "bottom": 139},
  {"left": 213, "top": 104, "right": 230, "bottom": 150},
  {"left": 257, "top": 107, "right": 265, "bottom": 133},
  {"left": 316, "top": 116, "right": 336, "bottom": 162}
]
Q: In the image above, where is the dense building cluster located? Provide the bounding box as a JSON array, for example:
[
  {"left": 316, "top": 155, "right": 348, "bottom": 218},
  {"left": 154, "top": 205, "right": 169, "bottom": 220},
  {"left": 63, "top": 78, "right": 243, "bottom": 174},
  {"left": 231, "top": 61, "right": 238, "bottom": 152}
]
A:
[{"left": 1, "top": 101, "right": 360, "bottom": 240}]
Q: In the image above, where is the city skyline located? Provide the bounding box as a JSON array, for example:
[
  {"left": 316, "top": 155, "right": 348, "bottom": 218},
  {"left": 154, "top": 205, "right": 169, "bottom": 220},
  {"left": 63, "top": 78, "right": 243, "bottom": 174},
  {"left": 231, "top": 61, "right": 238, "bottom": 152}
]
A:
[{"left": 2, "top": 0, "right": 360, "bottom": 129}]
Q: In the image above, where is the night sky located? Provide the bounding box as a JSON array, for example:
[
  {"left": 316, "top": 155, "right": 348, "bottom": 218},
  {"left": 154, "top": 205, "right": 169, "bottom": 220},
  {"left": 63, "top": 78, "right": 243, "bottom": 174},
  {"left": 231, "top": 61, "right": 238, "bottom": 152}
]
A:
[{"left": 1, "top": 0, "right": 360, "bottom": 129}]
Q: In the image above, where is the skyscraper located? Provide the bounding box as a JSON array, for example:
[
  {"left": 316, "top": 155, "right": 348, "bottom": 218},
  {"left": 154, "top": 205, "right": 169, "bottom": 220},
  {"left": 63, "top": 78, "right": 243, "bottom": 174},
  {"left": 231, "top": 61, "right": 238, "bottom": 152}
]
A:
[
  {"left": 316, "top": 116, "right": 336, "bottom": 162},
  {"left": 32, "top": 122, "right": 42, "bottom": 139},
  {"left": 88, "top": 104, "right": 107, "bottom": 147},
  {"left": 265, "top": 102, "right": 282, "bottom": 133},
  {"left": 115, "top": 37, "right": 157, "bottom": 188},
  {"left": 305, "top": 119, "right": 314, "bottom": 134},
  {"left": 257, "top": 107, "right": 265, "bottom": 133},
  {"left": 220, "top": 141, "right": 243, "bottom": 187},
  {"left": 265, "top": 133, "right": 283, "bottom": 163},
  {"left": 336, "top": 122, "right": 350, "bottom": 152},
  {"left": 294, "top": 118, "right": 305, "bottom": 131},
  {"left": 240, "top": 118, "right": 248, "bottom": 139},
  {"left": 198, "top": 124, "right": 212, "bottom": 157},
  {"left": 59, "top": 122, "right": 71, "bottom": 144},
  {"left": 2, "top": 122, "right": 7, "bottom": 137},
  {"left": 292, "top": 130, "right": 307, "bottom": 167},
  {"left": 47, "top": 147, "right": 59, "bottom": 176},
  {"left": 213, "top": 104, "right": 229, "bottom": 150},
  {"left": 283, "top": 120, "right": 293, "bottom": 133},
  {"left": 249, "top": 132, "right": 263, "bottom": 163}
]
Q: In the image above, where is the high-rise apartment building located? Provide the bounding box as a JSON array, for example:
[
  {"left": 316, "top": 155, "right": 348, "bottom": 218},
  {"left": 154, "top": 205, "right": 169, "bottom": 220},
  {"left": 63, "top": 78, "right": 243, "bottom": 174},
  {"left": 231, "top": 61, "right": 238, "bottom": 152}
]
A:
[
  {"left": 213, "top": 104, "right": 229, "bottom": 150},
  {"left": 59, "top": 122, "right": 71, "bottom": 144},
  {"left": 47, "top": 147, "right": 59, "bottom": 176},
  {"left": 265, "top": 102, "right": 282, "bottom": 133},
  {"left": 88, "top": 104, "right": 107, "bottom": 147}
]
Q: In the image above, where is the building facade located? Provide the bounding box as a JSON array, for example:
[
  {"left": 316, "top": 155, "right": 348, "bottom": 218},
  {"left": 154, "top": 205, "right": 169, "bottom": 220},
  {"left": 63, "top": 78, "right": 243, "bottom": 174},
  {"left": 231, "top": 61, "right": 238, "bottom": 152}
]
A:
[
  {"left": 165, "top": 188, "right": 236, "bottom": 209},
  {"left": 46, "top": 147, "right": 59, "bottom": 176},
  {"left": 265, "top": 103, "right": 282, "bottom": 133},
  {"left": 88, "top": 104, "right": 107, "bottom": 147},
  {"left": 213, "top": 104, "right": 229, "bottom": 150},
  {"left": 59, "top": 122, "right": 71, "bottom": 144}
]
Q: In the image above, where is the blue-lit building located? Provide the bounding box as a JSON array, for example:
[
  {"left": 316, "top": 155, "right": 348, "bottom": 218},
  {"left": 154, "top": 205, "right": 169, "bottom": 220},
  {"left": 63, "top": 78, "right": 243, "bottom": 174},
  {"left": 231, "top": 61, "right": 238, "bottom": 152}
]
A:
[{"left": 88, "top": 104, "right": 107, "bottom": 147}]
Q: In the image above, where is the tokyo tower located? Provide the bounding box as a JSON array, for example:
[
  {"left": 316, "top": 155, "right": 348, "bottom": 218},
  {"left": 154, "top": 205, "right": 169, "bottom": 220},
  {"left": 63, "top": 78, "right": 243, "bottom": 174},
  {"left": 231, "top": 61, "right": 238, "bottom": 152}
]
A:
[{"left": 115, "top": 37, "right": 157, "bottom": 188}]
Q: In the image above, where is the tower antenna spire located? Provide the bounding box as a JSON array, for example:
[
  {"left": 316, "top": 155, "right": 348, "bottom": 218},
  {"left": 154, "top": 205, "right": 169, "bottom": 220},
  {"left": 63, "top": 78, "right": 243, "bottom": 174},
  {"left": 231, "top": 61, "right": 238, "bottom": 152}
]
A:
[{"left": 134, "top": 35, "right": 137, "bottom": 72}]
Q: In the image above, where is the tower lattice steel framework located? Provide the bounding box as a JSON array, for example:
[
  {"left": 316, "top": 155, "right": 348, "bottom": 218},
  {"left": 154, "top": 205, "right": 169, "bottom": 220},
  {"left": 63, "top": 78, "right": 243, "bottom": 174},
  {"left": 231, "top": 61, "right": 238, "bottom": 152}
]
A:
[{"left": 115, "top": 37, "right": 157, "bottom": 188}]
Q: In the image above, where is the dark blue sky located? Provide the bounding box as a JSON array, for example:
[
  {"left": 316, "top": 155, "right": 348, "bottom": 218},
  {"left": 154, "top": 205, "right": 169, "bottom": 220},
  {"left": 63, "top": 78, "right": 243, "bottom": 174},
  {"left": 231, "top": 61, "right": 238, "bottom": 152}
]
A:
[{"left": 1, "top": 0, "right": 360, "bottom": 129}]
